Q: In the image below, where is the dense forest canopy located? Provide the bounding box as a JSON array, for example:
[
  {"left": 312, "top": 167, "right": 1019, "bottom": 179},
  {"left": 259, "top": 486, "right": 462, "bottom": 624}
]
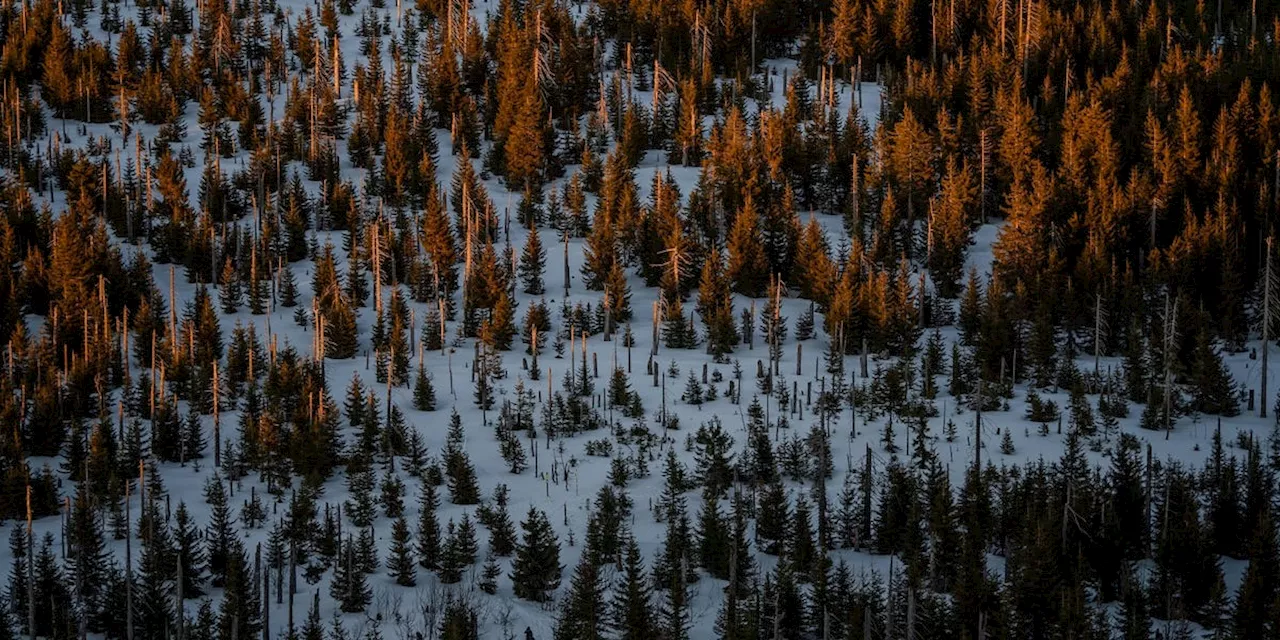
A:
[{"left": 0, "top": 0, "right": 1278, "bottom": 638}]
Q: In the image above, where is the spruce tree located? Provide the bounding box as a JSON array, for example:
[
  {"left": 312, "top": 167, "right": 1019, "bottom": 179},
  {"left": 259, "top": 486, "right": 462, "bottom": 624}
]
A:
[
  {"left": 28, "top": 534, "right": 70, "bottom": 636},
  {"left": 417, "top": 482, "right": 442, "bottom": 570},
  {"left": 330, "top": 538, "right": 371, "bottom": 613},
  {"left": 413, "top": 364, "right": 437, "bottom": 411},
  {"left": 1190, "top": 328, "right": 1240, "bottom": 416},
  {"left": 173, "top": 502, "right": 207, "bottom": 597},
  {"left": 444, "top": 411, "right": 481, "bottom": 504},
  {"left": 1232, "top": 509, "right": 1279, "bottom": 639},
  {"left": 487, "top": 495, "right": 518, "bottom": 557},
  {"left": 658, "top": 562, "right": 691, "bottom": 640},
  {"left": 511, "top": 507, "right": 562, "bottom": 602},
  {"left": 217, "top": 543, "right": 262, "bottom": 640},
  {"left": 520, "top": 224, "right": 547, "bottom": 295},
  {"left": 610, "top": 537, "right": 656, "bottom": 640},
  {"left": 67, "top": 480, "right": 111, "bottom": 618},
  {"left": 480, "top": 554, "right": 501, "bottom": 594},
  {"left": 204, "top": 475, "right": 236, "bottom": 587},
  {"left": 726, "top": 202, "right": 769, "bottom": 297},
  {"left": 696, "top": 488, "right": 730, "bottom": 579},
  {"left": 344, "top": 463, "right": 378, "bottom": 527},
  {"left": 388, "top": 516, "right": 417, "bottom": 586},
  {"left": 697, "top": 249, "right": 738, "bottom": 359},
  {"left": 556, "top": 542, "right": 608, "bottom": 640}
]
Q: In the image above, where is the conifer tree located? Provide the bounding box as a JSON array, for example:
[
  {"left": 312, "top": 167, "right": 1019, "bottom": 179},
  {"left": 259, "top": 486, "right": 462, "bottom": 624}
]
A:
[
  {"left": 603, "top": 260, "right": 633, "bottom": 325},
  {"left": 696, "top": 488, "right": 730, "bottom": 579},
  {"left": 556, "top": 541, "right": 608, "bottom": 640},
  {"left": 330, "top": 538, "right": 371, "bottom": 613},
  {"left": 134, "top": 502, "right": 175, "bottom": 640},
  {"left": 682, "top": 371, "right": 705, "bottom": 406},
  {"left": 511, "top": 507, "right": 562, "bottom": 602},
  {"left": 697, "top": 249, "right": 738, "bottom": 359},
  {"left": 204, "top": 475, "right": 236, "bottom": 587},
  {"left": 345, "top": 464, "right": 378, "bottom": 527},
  {"left": 487, "top": 495, "right": 519, "bottom": 557},
  {"left": 413, "top": 364, "right": 437, "bottom": 411},
  {"left": 217, "top": 542, "right": 262, "bottom": 640},
  {"left": 504, "top": 84, "right": 549, "bottom": 190},
  {"left": 32, "top": 534, "right": 72, "bottom": 638},
  {"left": 662, "top": 292, "right": 697, "bottom": 349},
  {"left": 444, "top": 411, "right": 481, "bottom": 504},
  {"left": 610, "top": 537, "right": 656, "bottom": 640},
  {"left": 1190, "top": 328, "right": 1240, "bottom": 416},
  {"left": 1232, "top": 509, "right": 1279, "bottom": 639},
  {"left": 417, "top": 482, "right": 442, "bottom": 570},
  {"left": 481, "top": 291, "right": 518, "bottom": 351},
  {"left": 726, "top": 202, "right": 769, "bottom": 297},
  {"left": 218, "top": 259, "right": 242, "bottom": 313},
  {"left": 8, "top": 527, "right": 28, "bottom": 632},
  {"left": 381, "top": 470, "right": 407, "bottom": 518},
  {"left": 659, "top": 562, "right": 691, "bottom": 640},
  {"left": 757, "top": 480, "right": 789, "bottom": 554},
  {"left": 388, "top": 516, "right": 417, "bottom": 586},
  {"left": 174, "top": 502, "right": 207, "bottom": 597},
  {"left": 520, "top": 224, "right": 547, "bottom": 295},
  {"left": 929, "top": 158, "right": 976, "bottom": 298},
  {"left": 582, "top": 218, "right": 618, "bottom": 291},
  {"left": 443, "top": 514, "right": 480, "bottom": 583}
]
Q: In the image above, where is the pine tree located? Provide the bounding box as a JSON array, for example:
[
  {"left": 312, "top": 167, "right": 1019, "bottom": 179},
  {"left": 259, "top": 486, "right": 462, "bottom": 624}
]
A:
[
  {"left": 330, "top": 537, "right": 371, "bottom": 612},
  {"left": 696, "top": 488, "right": 730, "bottom": 579},
  {"left": 1232, "top": 509, "right": 1279, "bottom": 639},
  {"left": 444, "top": 411, "right": 481, "bottom": 504},
  {"left": 324, "top": 297, "right": 360, "bottom": 359},
  {"left": 6, "top": 521, "right": 28, "bottom": 631},
  {"left": 469, "top": 554, "right": 496, "bottom": 597},
  {"left": 413, "top": 364, "right": 437, "bottom": 411},
  {"left": 300, "top": 593, "right": 324, "bottom": 640},
  {"left": 511, "top": 507, "right": 562, "bottom": 602},
  {"left": 174, "top": 502, "right": 207, "bottom": 597},
  {"left": 381, "top": 470, "right": 406, "bottom": 518},
  {"left": 662, "top": 292, "right": 697, "bottom": 349},
  {"left": 555, "top": 543, "right": 607, "bottom": 640},
  {"left": 682, "top": 371, "right": 704, "bottom": 405},
  {"left": 659, "top": 561, "right": 691, "bottom": 640},
  {"left": 218, "top": 259, "right": 242, "bottom": 313},
  {"left": 603, "top": 260, "right": 633, "bottom": 325},
  {"left": 134, "top": 502, "right": 175, "bottom": 639},
  {"left": 520, "top": 224, "right": 547, "bottom": 295},
  {"left": 1190, "top": 328, "right": 1240, "bottom": 416},
  {"left": 726, "top": 201, "right": 769, "bottom": 297},
  {"left": 205, "top": 475, "right": 236, "bottom": 587},
  {"left": 929, "top": 157, "right": 976, "bottom": 298},
  {"left": 344, "top": 463, "right": 378, "bottom": 527},
  {"left": 697, "top": 249, "right": 738, "bottom": 359},
  {"left": 417, "top": 482, "right": 442, "bottom": 570},
  {"left": 789, "top": 496, "right": 817, "bottom": 577},
  {"left": 344, "top": 375, "right": 367, "bottom": 427},
  {"left": 487, "top": 495, "right": 519, "bottom": 557},
  {"left": 217, "top": 543, "right": 262, "bottom": 640},
  {"left": 31, "top": 534, "right": 72, "bottom": 638},
  {"left": 610, "top": 537, "right": 656, "bottom": 640},
  {"left": 447, "top": 513, "right": 480, "bottom": 583},
  {"left": 504, "top": 83, "right": 548, "bottom": 191},
  {"left": 388, "top": 516, "right": 417, "bottom": 586},
  {"left": 481, "top": 291, "right": 518, "bottom": 351},
  {"left": 66, "top": 480, "right": 110, "bottom": 619}
]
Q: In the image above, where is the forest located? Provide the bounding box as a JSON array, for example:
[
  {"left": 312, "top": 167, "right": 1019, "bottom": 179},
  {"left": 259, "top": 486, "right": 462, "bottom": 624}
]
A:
[{"left": 0, "top": 0, "right": 1278, "bottom": 638}]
